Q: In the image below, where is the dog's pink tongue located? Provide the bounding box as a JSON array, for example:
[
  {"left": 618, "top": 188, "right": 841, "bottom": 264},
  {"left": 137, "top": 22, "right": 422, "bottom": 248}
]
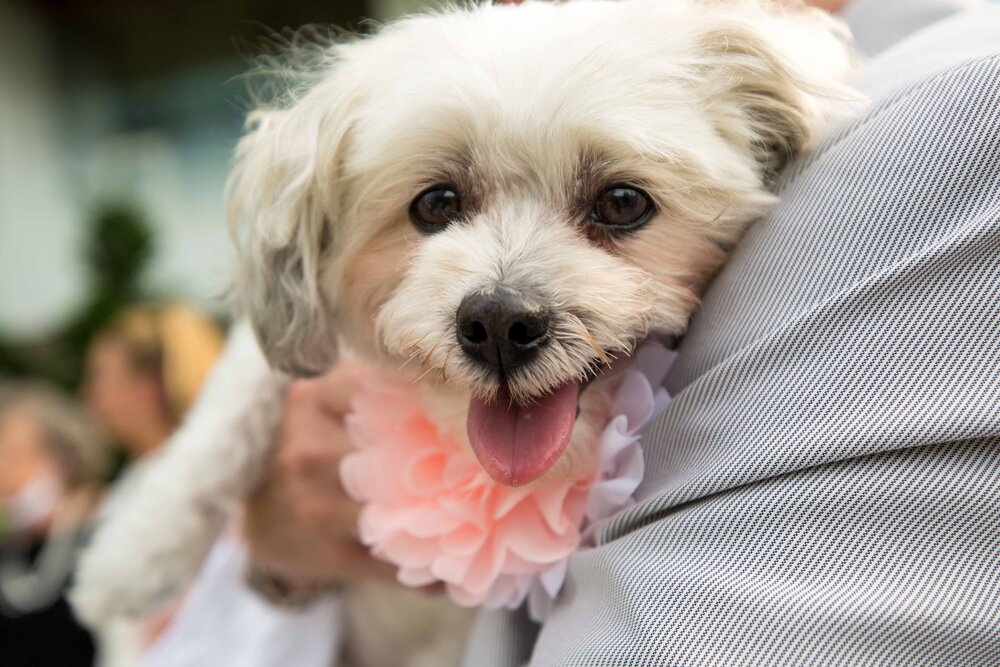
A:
[{"left": 467, "top": 381, "right": 580, "bottom": 487}]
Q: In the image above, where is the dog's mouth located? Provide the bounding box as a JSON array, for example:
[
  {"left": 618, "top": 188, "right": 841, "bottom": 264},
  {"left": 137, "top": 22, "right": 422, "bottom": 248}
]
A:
[
  {"left": 465, "top": 350, "right": 620, "bottom": 487},
  {"left": 467, "top": 378, "right": 582, "bottom": 487}
]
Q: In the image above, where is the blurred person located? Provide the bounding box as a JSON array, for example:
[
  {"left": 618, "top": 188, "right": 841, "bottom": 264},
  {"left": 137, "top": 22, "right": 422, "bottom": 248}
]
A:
[
  {"left": 0, "top": 382, "right": 110, "bottom": 667},
  {"left": 82, "top": 302, "right": 225, "bottom": 666},
  {"left": 84, "top": 302, "right": 225, "bottom": 473}
]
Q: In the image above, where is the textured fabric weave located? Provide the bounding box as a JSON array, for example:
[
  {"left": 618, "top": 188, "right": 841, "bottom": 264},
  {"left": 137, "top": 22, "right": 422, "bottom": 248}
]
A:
[{"left": 462, "top": 4, "right": 1000, "bottom": 666}]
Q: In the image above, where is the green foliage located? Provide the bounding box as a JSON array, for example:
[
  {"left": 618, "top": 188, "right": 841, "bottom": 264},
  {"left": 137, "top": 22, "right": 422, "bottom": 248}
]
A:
[
  {"left": 0, "top": 202, "right": 157, "bottom": 391},
  {"left": 84, "top": 203, "right": 155, "bottom": 300}
]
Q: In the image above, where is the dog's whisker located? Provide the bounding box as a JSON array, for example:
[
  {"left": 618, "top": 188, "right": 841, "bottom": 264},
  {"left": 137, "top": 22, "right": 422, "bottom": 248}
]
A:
[
  {"left": 576, "top": 325, "right": 612, "bottom": 366},
  {"left": 398, "top": 346, "right": 423, "bottom": 371},
  {"left": 413, "top": 363, "right": 438, "bottom": 384},
  {"left": 420, "top": 336, "right": 444, "bottom": 368},
  {"left": 441, "top": 346, "right": 456, "bottom": 383},
  {"left": 411, "top": 331, "right": 431, "bottom": 348},
  {"left": 411, "top": 335, "right": 448, "bottom": 383},
  {"left": 398, "top": 331, "right": 432, "bottom": 370},
  {"left": 606, "top": 335, "right": 632, "bottom": 356}
]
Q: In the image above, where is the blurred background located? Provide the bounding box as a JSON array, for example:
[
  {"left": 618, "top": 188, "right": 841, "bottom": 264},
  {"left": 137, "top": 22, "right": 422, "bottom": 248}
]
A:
[
  {"left": 0, "top": 3, "right": 439, "bottom": 666},
  {"left": 0, "top": 0, "right": 439, "bottom": 389}
]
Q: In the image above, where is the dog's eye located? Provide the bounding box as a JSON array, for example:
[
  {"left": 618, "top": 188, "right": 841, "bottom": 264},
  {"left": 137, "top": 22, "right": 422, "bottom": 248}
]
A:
[
  {"left": 591, "top": 186, "right": 654, "bottom": 230},
  {"left": 410, "top": 187, "right": 463, "bottom": 233}
]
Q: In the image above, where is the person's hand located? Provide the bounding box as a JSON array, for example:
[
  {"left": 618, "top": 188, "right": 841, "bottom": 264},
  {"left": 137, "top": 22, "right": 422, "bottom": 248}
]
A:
[{"left": 243, "top": 360, "right": 395, "bottom": 592}]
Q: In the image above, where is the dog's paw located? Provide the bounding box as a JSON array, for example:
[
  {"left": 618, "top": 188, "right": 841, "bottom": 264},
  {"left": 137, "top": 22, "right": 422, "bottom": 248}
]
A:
[
  {"left": 71, "top": 473, "right": 227, "bottom": 627},
  {"left": 70, "top": 525, "right": 183, "bottom": 626}
]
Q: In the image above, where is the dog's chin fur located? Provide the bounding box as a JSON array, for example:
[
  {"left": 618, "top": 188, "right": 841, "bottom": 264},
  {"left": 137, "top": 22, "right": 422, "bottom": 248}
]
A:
[{"left": 73, "top": 1, "right": 861, "bottom": 663}]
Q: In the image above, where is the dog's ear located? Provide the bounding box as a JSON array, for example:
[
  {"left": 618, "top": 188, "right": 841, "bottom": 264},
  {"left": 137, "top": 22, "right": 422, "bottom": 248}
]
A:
[
  {"left": 695, "top": 4, "right": 860, "bottom": 180},
  {"left": 227, "top": 75, "right": 358, "bottom": 377}
]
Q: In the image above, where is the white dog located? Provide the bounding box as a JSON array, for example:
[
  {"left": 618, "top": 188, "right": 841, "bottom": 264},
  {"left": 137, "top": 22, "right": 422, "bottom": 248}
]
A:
[{"left": 73, "top": 1, "right": 858, "bottom": 664}]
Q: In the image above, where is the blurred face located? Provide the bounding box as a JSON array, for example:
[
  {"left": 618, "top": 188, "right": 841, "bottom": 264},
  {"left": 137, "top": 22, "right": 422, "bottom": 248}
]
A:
[
  {"left": 84, "top": 337, "right": 166, "bottom": 450},
  {"left": 0, "top": 409, "right": 60, "bottom": 501}
]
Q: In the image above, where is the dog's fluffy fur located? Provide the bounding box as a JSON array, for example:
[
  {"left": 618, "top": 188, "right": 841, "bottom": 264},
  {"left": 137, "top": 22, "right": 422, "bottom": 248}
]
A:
[{"left": 73, "top": 1, "right": 858, "bottom": 664}]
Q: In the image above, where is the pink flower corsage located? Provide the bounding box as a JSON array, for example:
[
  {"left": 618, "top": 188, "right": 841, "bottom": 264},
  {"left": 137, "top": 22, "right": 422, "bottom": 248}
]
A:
[{"left": 340, "top": 344, "right": 675, "bottom": 621}]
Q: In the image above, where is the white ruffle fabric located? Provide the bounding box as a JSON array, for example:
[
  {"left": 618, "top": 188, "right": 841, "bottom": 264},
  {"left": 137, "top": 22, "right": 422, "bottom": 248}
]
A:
[{"left": 512, "top": 344, "right": 676, "bottom": 622}]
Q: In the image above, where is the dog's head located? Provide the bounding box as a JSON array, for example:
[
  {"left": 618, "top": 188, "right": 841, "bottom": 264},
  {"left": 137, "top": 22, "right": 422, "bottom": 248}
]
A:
[{"left": 230, "top": 0, "right": 856, "bottom": 485}]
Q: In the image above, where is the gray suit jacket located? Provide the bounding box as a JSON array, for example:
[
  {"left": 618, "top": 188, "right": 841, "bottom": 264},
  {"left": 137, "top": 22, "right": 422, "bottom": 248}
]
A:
[{"left": 462, "top": 2, "right": 1000, "bottom": 664}]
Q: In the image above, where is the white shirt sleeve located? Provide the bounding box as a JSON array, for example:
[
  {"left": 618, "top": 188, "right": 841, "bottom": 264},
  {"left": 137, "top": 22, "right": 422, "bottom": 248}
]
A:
[{"left": 139, "top": 536, "right": 343, "bottom": 667}]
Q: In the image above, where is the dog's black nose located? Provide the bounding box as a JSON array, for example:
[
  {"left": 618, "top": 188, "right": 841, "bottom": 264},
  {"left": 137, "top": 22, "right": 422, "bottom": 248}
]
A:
[{"left": 456, "top": 290, "right": 550, "bottom": 373}]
